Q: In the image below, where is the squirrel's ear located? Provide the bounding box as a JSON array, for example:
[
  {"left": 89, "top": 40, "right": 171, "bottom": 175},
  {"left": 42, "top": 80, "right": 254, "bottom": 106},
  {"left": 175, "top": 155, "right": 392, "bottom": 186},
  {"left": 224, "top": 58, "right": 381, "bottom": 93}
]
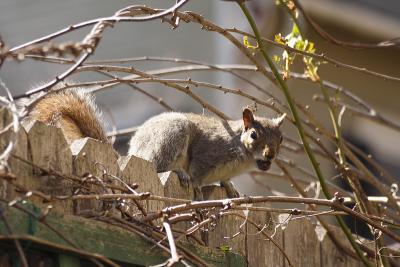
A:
[
  {"left": 271, "top": 113, "right": 286, "bottom": 128},
  {"left": 242, "top": 107, "right": 254, "bottom": 129}
]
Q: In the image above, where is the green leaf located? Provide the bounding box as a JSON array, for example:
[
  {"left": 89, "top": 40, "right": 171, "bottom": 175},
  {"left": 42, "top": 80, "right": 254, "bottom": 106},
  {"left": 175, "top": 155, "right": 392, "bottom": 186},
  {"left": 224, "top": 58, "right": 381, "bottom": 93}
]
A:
[
  {"left": 291, "top": 23, "right": 300, "bottom": 37},
  {"left": 307, "top": 42, "right": 315, "bottom": 53},
  {"left": 243, "top": 35, "right": 258, "bottom": 49},
  {"left": 218, "top": 245, "right": 232, "bottom": 253},
  {"left": 273, "top": 55, "right": 281, "bottom": 63},
  {"left": 294, "top": 39, "right": 305, "bottom": 50},
  {"left": 274, "top": 33, "right": 286, "bottom": 45}
]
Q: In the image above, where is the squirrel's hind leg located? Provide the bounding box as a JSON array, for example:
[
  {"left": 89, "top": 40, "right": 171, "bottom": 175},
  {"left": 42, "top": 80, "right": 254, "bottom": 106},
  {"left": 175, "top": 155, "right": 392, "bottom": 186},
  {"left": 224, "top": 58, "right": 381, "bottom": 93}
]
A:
[
  {"left": 173, "top": 169, "right": 191, "bottom": 188},
  {"left": 173, "top": 170, "right": 205, "bottom": 201},
  {"left": 194, "top": 186, "right": 204, "bottom": 201},
  {"left": 220, "top": 181, "right": 240, "bottom": 198},
  {"left": 173, "top": 170, "right": 206, "bottom": 201}
]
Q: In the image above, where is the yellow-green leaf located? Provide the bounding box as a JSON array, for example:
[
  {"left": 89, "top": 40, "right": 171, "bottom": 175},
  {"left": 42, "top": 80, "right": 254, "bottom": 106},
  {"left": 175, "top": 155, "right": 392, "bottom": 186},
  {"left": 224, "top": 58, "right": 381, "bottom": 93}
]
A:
[
  {"left": 243, "top": 36, "right": 258, "bottom": 49},
  {"left": 218, "top": 245, "right": 232, "bottom": 252},
  {"left": 273, "top": 55, "right": 281, "bottom": 63},
  {"left": 275, "top": 33, "right": 286, "bottom": 45}
]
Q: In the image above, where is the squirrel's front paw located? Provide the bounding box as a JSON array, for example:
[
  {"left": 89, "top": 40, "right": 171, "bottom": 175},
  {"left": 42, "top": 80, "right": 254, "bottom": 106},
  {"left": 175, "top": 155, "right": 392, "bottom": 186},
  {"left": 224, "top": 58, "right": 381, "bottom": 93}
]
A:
[{"left": 173, "top": 170, "right": 191, "bottom": 188}]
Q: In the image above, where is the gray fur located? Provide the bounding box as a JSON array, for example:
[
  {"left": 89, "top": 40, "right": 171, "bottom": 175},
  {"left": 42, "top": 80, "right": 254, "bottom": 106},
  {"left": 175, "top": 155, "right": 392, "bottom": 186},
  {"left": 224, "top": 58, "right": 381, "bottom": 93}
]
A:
[{"left": 128, "top": 110, "right": 284, "bottom": 187}]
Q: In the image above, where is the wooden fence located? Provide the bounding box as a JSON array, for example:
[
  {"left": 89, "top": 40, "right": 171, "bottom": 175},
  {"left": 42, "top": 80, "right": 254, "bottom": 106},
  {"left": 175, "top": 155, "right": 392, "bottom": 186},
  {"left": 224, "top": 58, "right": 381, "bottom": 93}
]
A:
[{"left": 0, "top": 107, "right": 364, "bottom": 267}]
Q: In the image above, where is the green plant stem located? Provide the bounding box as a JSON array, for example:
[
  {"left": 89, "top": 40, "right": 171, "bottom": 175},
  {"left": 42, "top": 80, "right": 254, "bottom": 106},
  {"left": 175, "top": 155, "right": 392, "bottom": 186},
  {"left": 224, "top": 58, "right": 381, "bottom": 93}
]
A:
[
  {"left": 237, "top": 2, "right": 373, "bottom": 266},
  {"left": 319, "top": 82, "right": 369, "bottom": 223},
  {"left": 288, "top": 5, "right": 388, "bottom": 263}
]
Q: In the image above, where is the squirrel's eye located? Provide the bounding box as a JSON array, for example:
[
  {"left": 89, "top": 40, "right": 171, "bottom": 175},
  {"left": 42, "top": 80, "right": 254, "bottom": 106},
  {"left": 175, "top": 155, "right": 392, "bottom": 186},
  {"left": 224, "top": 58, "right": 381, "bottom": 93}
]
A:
[{"left": 250, "top": 131, "right": 257, "bottom": 140}]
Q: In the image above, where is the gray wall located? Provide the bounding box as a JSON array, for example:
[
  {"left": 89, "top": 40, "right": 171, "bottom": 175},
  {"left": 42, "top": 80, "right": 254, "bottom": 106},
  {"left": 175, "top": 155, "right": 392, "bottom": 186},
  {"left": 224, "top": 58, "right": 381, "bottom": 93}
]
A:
[{"left": 0, "top": 0, "right": 226, "bottom": 128}]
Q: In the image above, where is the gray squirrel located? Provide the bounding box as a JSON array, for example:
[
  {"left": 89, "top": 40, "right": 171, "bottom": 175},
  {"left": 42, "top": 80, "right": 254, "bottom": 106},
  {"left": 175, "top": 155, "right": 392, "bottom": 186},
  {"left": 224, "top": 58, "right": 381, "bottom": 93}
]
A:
[
  {"left": 129, "top": 108, "right": 285, "bottom": 197},
  {"left": 25, "top": 88, "right": 285, "bottom": 197}
]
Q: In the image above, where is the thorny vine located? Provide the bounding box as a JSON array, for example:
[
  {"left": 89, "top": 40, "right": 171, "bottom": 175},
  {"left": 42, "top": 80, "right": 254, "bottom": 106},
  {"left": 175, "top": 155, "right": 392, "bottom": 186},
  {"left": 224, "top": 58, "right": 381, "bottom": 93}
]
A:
[{"left": 0, "top": 1, "right": 400, "bottom": 266}]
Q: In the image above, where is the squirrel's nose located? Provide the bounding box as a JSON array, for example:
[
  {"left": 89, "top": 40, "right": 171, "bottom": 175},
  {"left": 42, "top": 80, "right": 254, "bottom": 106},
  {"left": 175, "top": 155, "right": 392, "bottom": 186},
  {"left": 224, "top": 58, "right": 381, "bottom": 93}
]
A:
[{"left": 263, "top": 147, "right": 275, "bottom": 160}]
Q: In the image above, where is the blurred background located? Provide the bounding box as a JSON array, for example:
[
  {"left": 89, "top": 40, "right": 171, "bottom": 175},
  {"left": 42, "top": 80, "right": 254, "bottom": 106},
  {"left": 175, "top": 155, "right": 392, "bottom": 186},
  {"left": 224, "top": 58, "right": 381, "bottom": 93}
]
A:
[{"left": 0, "top": 0, "right": 399, "bottom": 205}]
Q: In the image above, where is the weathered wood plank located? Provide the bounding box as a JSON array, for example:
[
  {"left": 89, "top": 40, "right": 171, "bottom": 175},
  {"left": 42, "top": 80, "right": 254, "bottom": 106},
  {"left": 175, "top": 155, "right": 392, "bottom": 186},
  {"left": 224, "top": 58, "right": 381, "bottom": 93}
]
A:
[
  {"left": 0, "top": 203, "right": 246, "bottom": 267},
  {"left": 318, "top": 224, "right": 363, "bottom": 267},
  {"left": 0, "top": 108, "right": 31, "bottom": 202},
  {"left": 159, "top": 171, "right": 194, "bottom": 201},
  {"left": 119, "top": 155, "right": 163, "bottom": 219},
  {"left": 70, "top": 138, "right": 120, "bottom": 215},
  {"left": 246, "top": 203, "right": 285, "bottom": 267},
  {"left": 202, "top": 185, "right": 246, "bottom": 257},
  {"left": 58, "top": 255, "right": 80, "bottom": 267},
  {"left": 159, "top": 171, "right": 194, "bottom": 231},
  {"left": 280, "top": 214, "right": 321, "bottom": 267},
  {"left": 24, "top": 120, "right": 73, "bottom": 213}
]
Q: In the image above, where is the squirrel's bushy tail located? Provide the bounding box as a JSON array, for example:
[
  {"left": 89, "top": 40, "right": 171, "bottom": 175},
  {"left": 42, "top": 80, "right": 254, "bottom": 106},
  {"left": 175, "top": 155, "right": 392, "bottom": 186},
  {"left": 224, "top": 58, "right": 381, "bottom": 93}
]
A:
[{"left": 26, "top": 88, "right": 108, "bottom": 143}]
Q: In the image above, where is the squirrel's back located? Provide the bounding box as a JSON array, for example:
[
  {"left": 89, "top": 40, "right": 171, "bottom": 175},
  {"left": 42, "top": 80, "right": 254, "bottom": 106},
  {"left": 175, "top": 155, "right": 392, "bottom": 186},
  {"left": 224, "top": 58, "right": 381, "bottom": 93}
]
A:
[
  {"left": 24, "top": 88, "right": 108, "bottom": 143},
  {"left": 128, "top": 112, "right": 194, "bottom": 171}
]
